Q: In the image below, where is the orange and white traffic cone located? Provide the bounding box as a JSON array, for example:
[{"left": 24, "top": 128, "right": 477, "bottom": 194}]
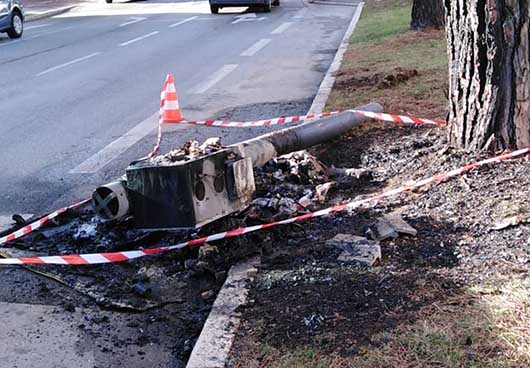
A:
[
  {"left": 160, "top": 74, "right": 184, "bottom": 124},
  {"left": 144, "top": 74, "right": 184, "bottom": 159}
]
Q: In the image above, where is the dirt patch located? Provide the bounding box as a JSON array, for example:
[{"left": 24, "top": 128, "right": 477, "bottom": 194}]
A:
[
  {"left": 335, "top": 67, "right": 419, "bottom": 90},
  {"left": 327, "top": 29, "right": 448, "bottom": 121},
  {"left": 239, "top": 254, "right": 460, "bottom": 354}
]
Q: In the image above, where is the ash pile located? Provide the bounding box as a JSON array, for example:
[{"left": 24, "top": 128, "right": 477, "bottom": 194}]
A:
[
  {"left": 148, "top": 138, "right": 224, "bottom": 166},
  {"left": 250, "top": 150, "right": 372, "bottom": 221}
]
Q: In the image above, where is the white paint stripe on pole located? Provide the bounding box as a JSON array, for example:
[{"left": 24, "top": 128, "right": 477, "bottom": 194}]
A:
[
  {"left": 191, "top": 64, "right": 238, "bottom": 94},
  {"left": 35, "top": 52, "right": 102, "bottom": 76},
  {"left": 240, "top": 38, "right": 271, "bottom": 56},
  {"left": 69, "top": 112, "right": 159, "bottom": 174},
  {"left": 270, "top": 22, "right": 293, "bottom": 34},
  {"left": 119, "top": 31, "right": 159, "bottom": 47},
  {"left": 169, "top": 16, "right": 198, "bottom": 28}
]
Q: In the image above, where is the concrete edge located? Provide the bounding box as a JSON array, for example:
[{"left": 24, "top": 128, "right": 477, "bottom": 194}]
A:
[
  {"left": 186, "top": 257, "right": 260, "bottom": 368},
  {"left": 26, "top": 5, "right": 77, "bottom": 22},
  {"left": 307, "top": 2, "right": 365, "bottom": 115}
]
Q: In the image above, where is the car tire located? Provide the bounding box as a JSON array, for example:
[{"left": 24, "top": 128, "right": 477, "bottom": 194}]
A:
[
  {"left": 210, "top": 4, "right": 219, "bottom": 13},
  {"left": 272, "top": 0, "right": 280, "bottom": 5},
  {"left": 7, "top": 11, "right": 23, "bottom": 39},
  {"left": 262, "top": 0, "right": 271, "bottom": 12}
]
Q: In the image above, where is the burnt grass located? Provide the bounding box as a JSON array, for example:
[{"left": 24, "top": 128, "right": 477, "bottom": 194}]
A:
[{"left": 228, "top": 123, "right": 530, "bottom": 364}]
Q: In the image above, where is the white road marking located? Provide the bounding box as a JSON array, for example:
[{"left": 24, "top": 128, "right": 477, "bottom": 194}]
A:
[
  {"left": 271, "top": 21, "right": 293, "bottom": 34},
  {"left": 29, "top": 26, "right": 75, "bottom": 39},
  {"left": 292, "top": 9, "right": 307, "bottom": 21},
  {"left": 0, "top": 39, "right": 21, "bottom": 47},
  {"left": 25, "top": 23, "right": 51, "bottom": 30},
  {"left": 69, "top": 113, "right": 188, "bottom": 174},
  {"left": 35, "top": 52, "right": 102, "bottom": 77},
  {"left": 119, "top": 31, "right": 159, "bottom": 47},
  {"left": 119, "top": 16, "right": 146, "bottom": 27},
  {"left": 70, "top": 112, "right": 158, "bottom": 174},
  {"left": 232, "top": 13, "right": 256, "bottom": 24},
  {"left": 240, "top": 38, "right": 271, "bottom": 56},
  {"left": 191, "top": 64, "right": 238, "bottom": 94},
  {"left": 169, "top": 15, "right": 198, "bottom": 27},
  {"left": 0, "top": 27, "right": 74, "bottom": 47}
]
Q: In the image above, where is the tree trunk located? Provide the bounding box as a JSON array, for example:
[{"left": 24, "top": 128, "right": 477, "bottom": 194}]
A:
[
  {"left": 411, "top": 0, "right": 446, "bottom": 30},
  {"left": 446, "top": 0, "right": 530, "bottom": 151}
]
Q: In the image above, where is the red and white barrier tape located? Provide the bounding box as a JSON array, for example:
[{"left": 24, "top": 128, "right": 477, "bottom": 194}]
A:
[
  {"left": 351, "top": 110, "right": 446, "bottom": 126},
  {"left": 146, "top": 110, "right": 446, "bottom": 158},
  {"left": 144, "top": 112, "right": 341, "bottom": 158},
  {"left": 145, "top": 118, "right": 163, "bottom": 159},
  {"left": 181, "top": 111, "right": 340, "bottom": 127},
  {"left": 179, "top": 110, "right": 446, "bottom": 128},
  {"left": 0, "top": 199, "right": 90, "bottom": 246},
  {"left": 0, "top": 147, "right": 527, "bottom": 266}
]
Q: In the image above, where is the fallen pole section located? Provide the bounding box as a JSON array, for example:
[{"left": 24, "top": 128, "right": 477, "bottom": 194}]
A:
[
  {"left": 94, "top": 103, "right": 384, "bottom": 228},
  {"left": 1, "top": 146, "right": 529, "bottom": 265},
  {"left": 233, "top": 103, "right": 383, "bottom": 167}
]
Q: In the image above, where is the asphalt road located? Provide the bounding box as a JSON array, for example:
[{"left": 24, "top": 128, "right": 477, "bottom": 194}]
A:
[
  {"left": 0, "top": 1, "right": 359, "bottom": 366},
  {"left": 0, "top": 0, "right": 356, "bottom": 224}
]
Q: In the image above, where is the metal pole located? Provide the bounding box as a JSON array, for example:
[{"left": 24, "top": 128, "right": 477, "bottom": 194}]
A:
[{"left": 231, "top": 103, "right": 383, "bottom": 167}]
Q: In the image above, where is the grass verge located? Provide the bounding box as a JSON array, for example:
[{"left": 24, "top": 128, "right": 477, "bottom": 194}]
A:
[
  {"left": 326, "top": 0, "right": 448, "bottom": 120},
  {"left": 348, "top": 278, "right": 530, "bottom": 367},
  {"left": 350, "top": 1, "right": 411, "bottom": 44},
  {"left": 233, "top": 278, "right": 530, "bottom": 367}
]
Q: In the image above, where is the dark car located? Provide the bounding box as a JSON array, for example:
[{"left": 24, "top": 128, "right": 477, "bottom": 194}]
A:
[
  {"left": 209, "top": 0, "right": 279, "bottom": 14},
  {"left": 0, "top": 0, "right": 24, "bottom": 39}
]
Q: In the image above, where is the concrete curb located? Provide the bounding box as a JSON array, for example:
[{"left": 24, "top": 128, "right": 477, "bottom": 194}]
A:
[
  {"left": 25, "top": 5, "right": 77, "bottom": 23},
  {"left": 186, "top": 257, "right": 260, "bottom": 368},
  {"left": 308, "top": 2, "right": 364, "bottom": 114}
]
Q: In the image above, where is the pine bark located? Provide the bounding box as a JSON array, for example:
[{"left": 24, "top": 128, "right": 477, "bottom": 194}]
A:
[
  {"left": 446, "top": 0, "right": 530, "bottom": 151},
  {"left": 411, "top": 0, "right": 446, "bottom": 30}
]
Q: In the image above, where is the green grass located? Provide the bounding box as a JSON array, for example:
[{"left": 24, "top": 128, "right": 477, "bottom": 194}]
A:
[
  {"left": 351, "top": 4, "right": 412, "bottom": 44},
  {"left": 325, "top": 1, "right": 448, "bottom": 116},
  {"left": 346, "top": 279, "right": 530, "bottom": 367}
]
